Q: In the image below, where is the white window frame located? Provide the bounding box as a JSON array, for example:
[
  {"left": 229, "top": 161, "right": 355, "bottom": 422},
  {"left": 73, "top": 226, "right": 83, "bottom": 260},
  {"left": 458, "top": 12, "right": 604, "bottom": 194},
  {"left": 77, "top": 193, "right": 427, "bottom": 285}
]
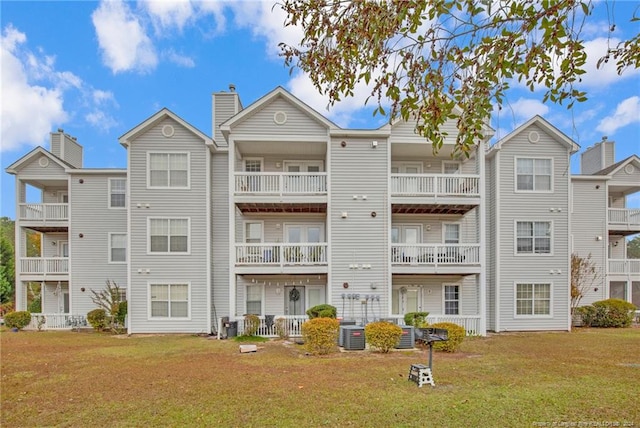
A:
[
  {"left": 514, "top": 282, "right": 553, "bottom": 318},
  {"left": 243, "top": 221, "right": 264, "bottom": 243},
  {"left": 108, "top": 232, "right": 127, "bottom": 264},
  {"left": 443, "top": 284, "right": 460, "bottom": 315},
  {"left": 245, "top": 283, "right": 264, "bottom": 315},
  {"left": 514, "top": 157, "right": 553, "bottom": 193},
  {"left": 442, "top": 161, "right": 461, "bottom": 174},
  {"left": 515, "top": 220, "right": 553, "bottom": 256},
  {"left": 147, "top": 152, "right": 190, "bottom": 189},
  {"left": 147, "top": 217, "right": 191, "bottom": 255},
  {"left": 391, "top": 162, "right": 423, "bottom": 174},
  {"left": 108, "top": 178, "right": 126, "bottom": 209},
  {"left": 306, "top": 285, "right": 325, "bottom": 309},
  {"left": 283, "top": 160, "right": 325, "bottom": 172},
  {"left": 442, "top": 223, "right": 461, "bottom": 244},
  {"left": 148, "top": 283, "right": 191, "bottom": 320}
]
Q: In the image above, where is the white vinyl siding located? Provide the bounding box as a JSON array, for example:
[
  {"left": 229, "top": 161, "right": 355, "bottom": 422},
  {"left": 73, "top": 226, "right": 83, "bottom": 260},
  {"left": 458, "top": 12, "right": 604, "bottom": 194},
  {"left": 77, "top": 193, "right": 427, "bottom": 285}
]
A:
[
  {"left": 246, "top": 284, "right": 263, "bottom": 315},
  {"left": 148, "top": 152, "right": 189, "bottom": 188},
  {"left": 109, "top": 178, "right": 126, "bottom": 208},
  {"left": 515, "top": 283, "right": 551, "bottom": 317},
  {"left": 149, "top": 283, "right": 190, "bottom": 318},
  {"left": 148, "top": 218, "right": 190, "bottom": 254},
  {"left": 444, "top": 285, "right": 460, "bottom": 315},
  {"left": 516, "top": 158, "right": 552, "bottom": 192},
  {"left": 516, "top": 221, "right": 552, "bottom": 254},
  {"left": 109, "top": 233, "right": 126, "bottom": 263}
]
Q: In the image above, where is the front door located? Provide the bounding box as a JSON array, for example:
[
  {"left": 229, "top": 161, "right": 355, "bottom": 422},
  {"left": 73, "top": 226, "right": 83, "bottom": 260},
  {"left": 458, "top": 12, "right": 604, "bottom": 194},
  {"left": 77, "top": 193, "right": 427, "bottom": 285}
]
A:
[{"left": 285, "top": 286, "right": 305, "bottom": 315}]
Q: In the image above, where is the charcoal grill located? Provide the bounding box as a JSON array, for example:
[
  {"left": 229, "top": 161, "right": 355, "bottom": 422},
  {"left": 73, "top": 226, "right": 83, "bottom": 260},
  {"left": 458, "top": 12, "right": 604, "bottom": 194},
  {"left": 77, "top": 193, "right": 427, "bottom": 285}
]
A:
[{"left": 408, "top": 327, "right": 449, "bottom": 387}]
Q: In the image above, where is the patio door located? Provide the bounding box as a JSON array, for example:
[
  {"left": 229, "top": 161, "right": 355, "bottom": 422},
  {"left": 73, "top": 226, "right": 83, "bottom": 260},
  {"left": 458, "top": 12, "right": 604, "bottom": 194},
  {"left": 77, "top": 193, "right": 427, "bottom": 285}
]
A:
[
  {"left": 392, "top": 225, "right": 421, "bottom": 262},
  {"left": 284, "top": 161, "right": 323, "bottom": 192},
  {"left": 244, "top": 222, "right": 263, "bottom": 263},
  {"left": 58, "top": 241, "right": 69, "bottom": 258},
  {"left": 285, "top": 286, "right": 305, "bottom": 315},
  {"left": 391, "top": 163, "right": 422, "bottom": 193},
  {"left": 244, "top": 159, "right": 262, "bottom": 192},
  {"left": 442, "top": 162, "right": 460, "bottom": 194},
  {"left": 285, "top": 224, "right": 323, "bottom": 263},
  {"left": 392, "top": 286, "right": 421, "bottom": 315}
]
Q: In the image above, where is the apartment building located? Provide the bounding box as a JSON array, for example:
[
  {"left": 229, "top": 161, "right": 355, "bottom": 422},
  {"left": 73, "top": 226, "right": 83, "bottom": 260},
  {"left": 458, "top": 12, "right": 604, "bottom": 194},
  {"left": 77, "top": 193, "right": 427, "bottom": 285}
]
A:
[{"left": 6, "top": 86, "right": 638, "bottom": 334}]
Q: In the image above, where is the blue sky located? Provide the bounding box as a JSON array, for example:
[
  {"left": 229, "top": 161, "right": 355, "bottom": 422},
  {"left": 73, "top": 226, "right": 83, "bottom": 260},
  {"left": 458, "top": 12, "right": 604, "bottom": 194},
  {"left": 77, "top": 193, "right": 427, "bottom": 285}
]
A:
[{"left": 1, "top": 0, "right": 639, "bottom": 218}]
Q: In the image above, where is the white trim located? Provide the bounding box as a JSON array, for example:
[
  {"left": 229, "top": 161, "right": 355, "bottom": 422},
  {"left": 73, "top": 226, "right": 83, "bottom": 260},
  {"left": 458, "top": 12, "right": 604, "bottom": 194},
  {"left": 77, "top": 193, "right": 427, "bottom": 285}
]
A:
[
  {"left": 205, "top": 146, "right": 212, "bottom": 334},
  {"left": 442, "top": 161, "right": 461, "bottom": 174},
  {"left": 442, "top": 222, "right": 461, "bottom": 244},
  {"left": 514, "top": 156, "right": 554, "bottom": 193},
  {"left": 442, "top": 284, "right": 460, "bottom": 315},
  {"left": 147, "top": 217, "right": 191, "bottom": 255},
  {"left": 282, "top": 160, "right": 325, "bottom": 172},
  {"left": 57, "top": 191, "right": 68, "bottom": 203},
  {"left": 513, "top": 282, "right": 554, "bottom": 319},
  {"left": 147, "top": 282, "right": 192, "bottom": 320},
  {"left": 108, "top": 177, "right": 126, "bottom": 209},
  {"left": 243, "top": 220, "right": 265, "bottom": 243},
  {"left": 108, "top": 232, "right": 127, "bottom": 264},
  {"left": 146, "top": 151, "right": 191, "bottom": 190},
  {"left": 514, "top": 220, "right": 554, "bottom": 256},
  {"left": 283, "top": 222, "right": 325, "bottom": 243},
  {"left": 495, "top": 151, "right": 501, "bottom": 332},
  {"left": 243, "top": 157, "right": 263, "bottom": 172},
  {"left": 390, "top": 161, "right": 423, "bottom": 174},
  {"left": 244, "top": 283, "right": 265, "bottom": 316}
]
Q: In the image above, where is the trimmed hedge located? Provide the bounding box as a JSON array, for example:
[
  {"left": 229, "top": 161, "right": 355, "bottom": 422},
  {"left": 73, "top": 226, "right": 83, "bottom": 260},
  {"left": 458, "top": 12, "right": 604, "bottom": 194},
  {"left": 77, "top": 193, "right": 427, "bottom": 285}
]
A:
[
  {"left": 404, "top": 312, "right": 429, "bottom": 327},
  {"left": 87, "top": 308, "right": 107, "bottom": 331},
  {"left": 365, "top": 321, "right": 402, "bottom": 353},
  {"left": 577, "top": 298, "right": 637, "bottom": 328},
  {"left": 430, "top": 322, "right": 466, "bottom": 353},
  {"left": 301, "top": 317, "right": 340, "bottom": 355},
  {"left": 4, "top": 311, "right": 31, "bottom": 330},
  {"left": 306, "top": 304, "right": 337, "bottom": 319}
]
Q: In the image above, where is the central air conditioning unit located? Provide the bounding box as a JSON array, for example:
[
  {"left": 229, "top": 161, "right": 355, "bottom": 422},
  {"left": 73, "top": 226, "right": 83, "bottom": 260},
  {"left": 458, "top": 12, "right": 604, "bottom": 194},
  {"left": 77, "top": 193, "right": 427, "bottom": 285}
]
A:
[
  {"left": 342, "top": 326, "right": 366, "bottom": 350},
  {"left": 338, "top": 320, "right": 357, "bottom": 347},
  {"left": 395, "top": 325, "right": 415, "bottom": 349}
]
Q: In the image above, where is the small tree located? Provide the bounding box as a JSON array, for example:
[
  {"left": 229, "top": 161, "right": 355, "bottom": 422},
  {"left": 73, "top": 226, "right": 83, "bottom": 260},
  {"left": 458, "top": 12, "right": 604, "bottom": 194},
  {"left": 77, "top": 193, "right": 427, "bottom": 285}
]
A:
[
  {"left": 89, "top": 280, "right": 127, "bottom": 333},
  {"left": 571, "top": 253, "right": 601, "bottom": 314}
]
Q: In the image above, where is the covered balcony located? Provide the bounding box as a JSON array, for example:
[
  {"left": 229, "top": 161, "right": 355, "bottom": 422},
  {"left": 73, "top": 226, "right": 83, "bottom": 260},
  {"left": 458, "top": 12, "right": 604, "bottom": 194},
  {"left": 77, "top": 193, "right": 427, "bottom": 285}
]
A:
[
  {"left": 235, "top": 243, "right": 328, "bottom": 274},
  {"left": 609, "top": 259, "right": 640, "bottom": 276},
  {"left": 20, "top": 257, "right": 69, "bottom": 277},
  {"left": 391, "top": 244, "right": 481, "bottom": 274},
  {"left": 18, "top": 203, "right": 69, "bottom": 232},
  {"left": 608, "top": 208, "right": 640, "bottom": 235}
]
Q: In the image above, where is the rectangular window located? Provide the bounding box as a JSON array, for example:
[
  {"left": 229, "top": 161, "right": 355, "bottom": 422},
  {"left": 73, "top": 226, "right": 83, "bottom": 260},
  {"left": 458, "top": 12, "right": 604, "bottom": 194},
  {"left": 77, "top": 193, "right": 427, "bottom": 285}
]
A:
[
  {"left": 109, "top": 233, "right": 126, "bottom": 263},
  {"left": 246, "top": 285, "right": 262, "bottom": 315},
  {"left": 444, "top": 285, "right": 459, "bottom": 315},
  {"left": 150, "top": 283, "right": 189, "bottom": 318},
  {"left": 516, "top": 283, "right": 551, "bottom": 316},
  {"left": 516, "top": 221, "right": 551, "bottom": 254},
  {"left": 149, "top": 153, "right": 189, "bottom": 188},
  {"left": 516, "top": 158, "right": 551, "bottom": 191},
  {"left": 109, "top": 178, "right": 126, "bottom": 208},
  {"left": 149, "top": 218, "right": 189, "bottom": 253}
]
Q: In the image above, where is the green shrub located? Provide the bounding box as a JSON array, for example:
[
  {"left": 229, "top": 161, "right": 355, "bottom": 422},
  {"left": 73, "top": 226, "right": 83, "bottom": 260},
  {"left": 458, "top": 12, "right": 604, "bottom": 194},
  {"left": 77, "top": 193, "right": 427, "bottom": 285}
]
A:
[
  {"left": 365, "top": 321, "right": 402, "bottom": 353},
  {"left": 0, "top": 302, "right": 14, "bottom": 316},
  {"left": 87, "top": 308, "right": 107, "bottom": 331},
  {"left": 301, "top": 317, "right": 340, "bottom": 355},
  {"left": 115, "top": 301, "right": 127, "bottom": 326},
  {"left": 306, "top": 304, "right": 337, "bottom": 319},
  {"left": 4, "top": 311, "right": 31, "bottom": 330},
  {"left": 404, "top": 312, "right": 429, "bottom": 327},
  {"left": 430, "top": 322, "right": 466, "bottom": 353},
  {"left": 579, "top": 299, "right": 637, "bottom": 328},
  {"left": 27, "top": 296, "right": 41, "bottom": 313},
  {"left": 243, "top": 314, "right": 260, "bottom": 336}
]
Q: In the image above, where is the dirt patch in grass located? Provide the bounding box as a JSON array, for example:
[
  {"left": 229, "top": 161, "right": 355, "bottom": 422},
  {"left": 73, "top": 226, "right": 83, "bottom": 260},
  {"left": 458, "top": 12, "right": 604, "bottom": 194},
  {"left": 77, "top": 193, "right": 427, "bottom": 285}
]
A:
[{"left": 2, "top": 328, "right": 639, "bottom": 427}]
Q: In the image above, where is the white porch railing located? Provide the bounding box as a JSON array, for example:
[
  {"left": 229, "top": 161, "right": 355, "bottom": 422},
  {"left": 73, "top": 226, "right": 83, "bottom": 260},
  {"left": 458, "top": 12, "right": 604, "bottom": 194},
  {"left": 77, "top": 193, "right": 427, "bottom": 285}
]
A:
[
  {"left": 391, "top": 174, "right": 479, "bottom": 197},
  {"left": 19, "top": 203, "right": 68, "bottom": 221},
  {"left": 24, "top": 313, "right": 87, "bottom": 330},
  {"left": 234, "top": 172, "right": 327, "bottom": 195},
  {"left": 20, "top": 257, "right": 69, "bottom": 275},
  {"left": 235, "top": 243, "right": 328, "bottom": 266},
  {"left": 391, "top": 244, "right": 480, "bottom": 265},
  {"left": 232, "top": 315, "right": 308, "bottom": 337},
  {"left": 608, "top": 208, "right": 640, "bottom": 226},
  {"left": 388, "top": 315, "right": 481, "bottom": 336},
  {"left": 609, "top": 259, "right": 640, "bottom": 274}
]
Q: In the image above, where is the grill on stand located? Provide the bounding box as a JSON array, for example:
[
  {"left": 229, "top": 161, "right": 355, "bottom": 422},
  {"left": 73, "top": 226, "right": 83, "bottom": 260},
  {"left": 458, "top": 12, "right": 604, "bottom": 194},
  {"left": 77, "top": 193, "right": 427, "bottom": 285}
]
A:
[{"left": 408, "top": 328, "right": 449, "bottom": 387}]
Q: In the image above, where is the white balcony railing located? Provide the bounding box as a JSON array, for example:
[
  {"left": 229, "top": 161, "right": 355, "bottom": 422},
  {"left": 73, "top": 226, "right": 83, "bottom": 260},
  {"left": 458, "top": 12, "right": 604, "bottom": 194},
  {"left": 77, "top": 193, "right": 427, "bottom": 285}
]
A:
[
  {"left": 608, "top": 208, "right": 640, "bottom": 227},
  {"left": 234, "top": 172, "right": 327, "bottom": 195},
  {"left": 235, "top": 243, "right": 328, "bottom": 266},
  {"left": 391, "top": 174, "right": 479, "bottom": 197},
  {"left": 609, "top": 259, "right": 640, "bottom": 275},
  {"left": 19, "top": 203, "right": 68, "bottom": 222},
  {"left": 20, "top": 257, "right": 69, "bottom": 275},
  {"left": 391, "top": 244, "right": 480, "bottom": 265},
  {"left": 24, "top": 314, "right": 87, "bottom": 330},
  {"left": 387, "top": 315, "right": 482, "bottom": 336},
  {"left": 230, "top": 315, "right": 308, "bottom": 337}
]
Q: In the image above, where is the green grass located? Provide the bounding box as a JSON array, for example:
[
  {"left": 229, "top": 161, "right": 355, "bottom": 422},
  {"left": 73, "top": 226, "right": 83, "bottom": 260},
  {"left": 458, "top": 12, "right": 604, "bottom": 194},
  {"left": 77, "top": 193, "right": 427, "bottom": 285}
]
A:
[{"left": 2, "top": 328, "right": 639, "bottom": 427}]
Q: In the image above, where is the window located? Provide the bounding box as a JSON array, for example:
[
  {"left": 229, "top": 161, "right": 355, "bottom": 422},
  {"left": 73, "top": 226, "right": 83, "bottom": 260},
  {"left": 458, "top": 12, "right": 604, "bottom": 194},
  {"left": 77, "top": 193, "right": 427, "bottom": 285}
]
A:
[
  {"left": 149, "top": 218, "right": 189, "bottom": 253},
  {"left": 516, "top": 283, "right": 551, "bottom": 316},
  {"left": 444, "top": 224, "right": 460, "bottom": 244},
  {"left": 109, "top": 233, "right": 126, "bottom": 263},
  {"left": 149, "top": 283, "right": 189, "bottom": 318},
  {"left": 109, "top": 178, "right": 126, "bottom": 208},
  {"left": 516, "top": 221, "right": 551, "bottom": 254},
  {"left": 516, "top": 158, "right": 552, "bottom": 191},
  {"left": 246, "top": 284, "right": 262, "bottom": 315},
  {"left": 444, "top": 285, "right": 459, "bottom": 315},
  {"left": 148, "top": 153, "right": 189, "bottom": 188}
]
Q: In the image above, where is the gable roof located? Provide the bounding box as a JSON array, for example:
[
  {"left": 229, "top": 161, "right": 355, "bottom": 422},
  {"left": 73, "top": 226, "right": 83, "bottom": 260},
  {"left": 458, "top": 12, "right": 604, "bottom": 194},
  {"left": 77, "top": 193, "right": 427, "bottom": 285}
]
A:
[
  {"left": 592, "top": 154, "right": 640, "bottom": 176},
  {"left": 119, "top": 108, "right": 212, "bottom": 148},
  {"left": 5, "top": 146, "right": 75, "bottom": 175},
  {"left": 219, "top": 86, "right": 338, "bottom": 137},
  {"left": 487, "top": 115, "right": 580, "bottom": 157}
]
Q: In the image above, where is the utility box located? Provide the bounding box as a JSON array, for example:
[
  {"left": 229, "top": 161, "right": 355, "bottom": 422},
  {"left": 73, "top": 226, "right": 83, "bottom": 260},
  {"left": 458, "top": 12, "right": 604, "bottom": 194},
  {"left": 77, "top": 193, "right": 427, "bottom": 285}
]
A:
[
  {"left": 395, "top": 325, "right": 415, "bottom": 349},
  {"left": 342, "top": 325, "right": 365, "bottom": 350},
  {"left": 338, "top": 320, "right": 357, "bottom": 347}
]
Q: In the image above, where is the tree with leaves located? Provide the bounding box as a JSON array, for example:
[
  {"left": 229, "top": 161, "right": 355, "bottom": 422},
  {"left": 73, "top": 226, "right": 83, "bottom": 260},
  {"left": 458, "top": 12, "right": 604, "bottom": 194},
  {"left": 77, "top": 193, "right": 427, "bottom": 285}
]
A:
[
  {"left": 571, "top": 253, "right": 601, "bottom": 314},
  {"left": 0, "top": 236, "right": 15, "bottom": 304},
  {"left": 90, "top": 280, "right": 127, "bottom": 333},
  {"left": 280, "top": 0, "right": 639, "bottom": 155},
  {"left": 628, "top": 235, "right": 640, "bottom": 259}
]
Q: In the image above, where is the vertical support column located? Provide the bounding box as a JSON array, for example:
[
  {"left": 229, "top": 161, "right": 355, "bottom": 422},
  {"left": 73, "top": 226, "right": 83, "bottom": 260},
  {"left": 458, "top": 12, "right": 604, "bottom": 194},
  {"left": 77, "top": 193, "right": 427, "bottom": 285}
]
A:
[{"left": 477, "top": 143, "right": 487, "bottom": 336}]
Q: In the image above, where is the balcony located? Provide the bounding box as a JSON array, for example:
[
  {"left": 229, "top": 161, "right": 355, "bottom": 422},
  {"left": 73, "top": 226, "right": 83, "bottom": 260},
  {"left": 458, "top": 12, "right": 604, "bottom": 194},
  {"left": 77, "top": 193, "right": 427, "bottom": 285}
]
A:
[
  {"left": 608, "top": 208, "right": 640, "bottom": 235},
  {"left": 20, "top": 257, "right": 69, "bottom": 276},
  {"left": 391, "top": 174, "right": 480, "bottom": 214},
  {"left": 234, "top": 173, "right": 328, "bottom": 213},
  {"left": 391, "top": 244, "right": 481, "bottom": 274},
  {"left": 609, "top": 259, "right": 640, "bottom": 275},
  {"left": 235, "top": 243, "right": 328, "bottom": 273},
  {"left": 18, "top": 203, "right": 69, "bottom": 231}
]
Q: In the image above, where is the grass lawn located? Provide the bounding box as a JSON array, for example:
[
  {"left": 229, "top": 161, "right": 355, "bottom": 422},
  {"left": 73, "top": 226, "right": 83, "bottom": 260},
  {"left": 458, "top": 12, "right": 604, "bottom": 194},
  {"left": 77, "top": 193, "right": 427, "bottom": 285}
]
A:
[{"left": 2, "top": 327, "right": 639, "bottom": 427}]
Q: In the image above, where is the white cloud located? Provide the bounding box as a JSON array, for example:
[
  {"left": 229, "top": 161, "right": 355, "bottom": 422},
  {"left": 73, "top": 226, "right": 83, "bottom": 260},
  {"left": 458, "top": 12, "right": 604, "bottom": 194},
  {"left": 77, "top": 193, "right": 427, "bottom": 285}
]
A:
[
  {"left": 92, "top": 0, "right": 158, "bottom": 74},
  {"left": 140, "top": 0, "right": 194, "bottom": 33},
  {"left": 596, "top": 96, "right": 640, "bottom": 135},
  {"left": 163, "top": 48, "right": 195, "bottom": 67},
  {"left": 1, "top": 25, "right": 67, "bottom": 152},
  {"left": 579, "top": 37, "right": 640, "bottom": 89}
]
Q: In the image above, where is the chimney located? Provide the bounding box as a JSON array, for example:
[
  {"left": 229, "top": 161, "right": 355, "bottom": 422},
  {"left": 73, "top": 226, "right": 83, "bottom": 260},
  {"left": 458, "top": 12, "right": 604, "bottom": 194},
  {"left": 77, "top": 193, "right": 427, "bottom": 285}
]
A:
[{"left": 212, "top": 85, "right": 242, "bottom": 146}]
